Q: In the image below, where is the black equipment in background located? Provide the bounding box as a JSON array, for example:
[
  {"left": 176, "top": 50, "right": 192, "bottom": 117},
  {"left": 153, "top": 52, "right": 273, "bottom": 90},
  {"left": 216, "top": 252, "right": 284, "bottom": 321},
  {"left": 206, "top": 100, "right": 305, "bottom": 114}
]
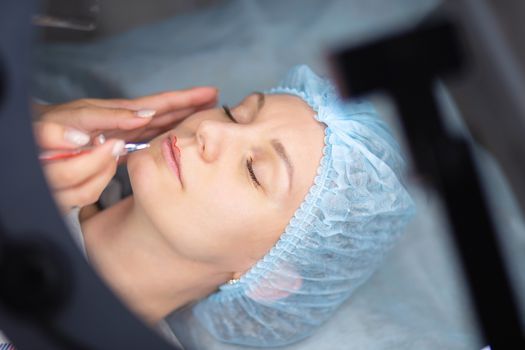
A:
[
  {"left": 330, "top": 16, "right": 525, "bottom": 350},
  {"left": 0, "top": 0, "right": 180, "bottom": 349}
]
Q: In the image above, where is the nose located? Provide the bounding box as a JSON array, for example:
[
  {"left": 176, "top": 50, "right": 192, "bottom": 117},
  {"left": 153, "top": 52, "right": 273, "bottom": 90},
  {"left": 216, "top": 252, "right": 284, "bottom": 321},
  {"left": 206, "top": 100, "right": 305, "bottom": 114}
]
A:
[{"left": 196, "top": 119, "right": 240, "bottom": 162}]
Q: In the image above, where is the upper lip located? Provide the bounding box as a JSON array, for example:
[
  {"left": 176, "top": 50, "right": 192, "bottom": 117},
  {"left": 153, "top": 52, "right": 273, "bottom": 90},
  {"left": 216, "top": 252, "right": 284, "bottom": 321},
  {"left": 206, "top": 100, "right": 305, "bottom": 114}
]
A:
[{"left": 169, "top": 135, "right": 182, "bottom": 181}]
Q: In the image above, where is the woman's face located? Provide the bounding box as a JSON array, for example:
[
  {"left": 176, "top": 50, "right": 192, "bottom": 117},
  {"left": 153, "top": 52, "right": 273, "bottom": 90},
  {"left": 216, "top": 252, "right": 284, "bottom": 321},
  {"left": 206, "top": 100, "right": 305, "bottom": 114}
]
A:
[{"left": 127, "top": 93, "right": 325, "bottom": 274}]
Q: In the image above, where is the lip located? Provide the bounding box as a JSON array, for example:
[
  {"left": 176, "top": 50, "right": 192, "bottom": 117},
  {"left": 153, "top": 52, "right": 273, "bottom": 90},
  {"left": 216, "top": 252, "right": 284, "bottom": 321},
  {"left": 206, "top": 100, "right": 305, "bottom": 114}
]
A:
[{"left": 162, "top": 135, "right": 182, "bottom": 184}]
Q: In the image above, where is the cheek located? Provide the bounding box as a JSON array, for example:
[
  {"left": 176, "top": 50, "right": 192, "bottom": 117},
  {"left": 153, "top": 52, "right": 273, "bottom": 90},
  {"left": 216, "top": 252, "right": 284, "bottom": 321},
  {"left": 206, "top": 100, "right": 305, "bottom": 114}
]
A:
[
  {"left": 129, "top": 161, "right": 255, "bottom": 260},
  {"left": 129, "top": 154, "right": 289, "bottom": 268},
  {"left": 175, "top": 190, "right": 279, "bottom": 267},
  {"left": 179, "top": 181, "right": 256, "bottom": 243},
  {"left": 190, "top": 188, "right": 288, "bottom": 265},
  {"left": 158, "top": 195, "right": 261, "bottom": 266}
]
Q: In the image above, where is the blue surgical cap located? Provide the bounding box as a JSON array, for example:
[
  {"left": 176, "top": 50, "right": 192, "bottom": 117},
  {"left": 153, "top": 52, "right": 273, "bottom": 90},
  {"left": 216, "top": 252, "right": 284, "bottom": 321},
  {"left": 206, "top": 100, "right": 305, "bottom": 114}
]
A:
[{"left": 192, "top": 65, "right": 415, "bottom": 347}]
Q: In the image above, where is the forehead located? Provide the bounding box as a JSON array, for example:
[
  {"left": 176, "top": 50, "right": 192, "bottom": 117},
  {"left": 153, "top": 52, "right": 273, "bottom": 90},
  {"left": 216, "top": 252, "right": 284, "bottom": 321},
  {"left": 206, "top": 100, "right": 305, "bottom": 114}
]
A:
[
  {"left": 254, "top": 93, "right": 319, "bottom": 126},
  {"left": 255, "top": 94, "right": 325, "bottom": 147}
]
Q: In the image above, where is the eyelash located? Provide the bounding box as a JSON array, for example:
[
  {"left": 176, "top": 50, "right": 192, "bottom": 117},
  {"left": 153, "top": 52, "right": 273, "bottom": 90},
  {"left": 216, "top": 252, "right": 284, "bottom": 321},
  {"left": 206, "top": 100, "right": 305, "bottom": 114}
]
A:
[
  {"left": 247, "top": 158, "right": 261, "bottom": 187},
  {"left": 222, "top": 105, "right": 237, "bottom": 123},
  {"left": 222, "top": 105, "right": 261, "bottom": 188}
]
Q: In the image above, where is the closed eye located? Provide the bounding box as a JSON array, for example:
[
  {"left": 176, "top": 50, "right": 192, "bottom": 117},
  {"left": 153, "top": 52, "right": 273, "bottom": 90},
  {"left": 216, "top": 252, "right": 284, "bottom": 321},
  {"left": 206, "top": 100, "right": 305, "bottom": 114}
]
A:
[
  {"left": 222, "top": 105, "right": 238, "bottom": 123},
  {"left": 247, "top": 158, "right": 261, "bottom": 188}
]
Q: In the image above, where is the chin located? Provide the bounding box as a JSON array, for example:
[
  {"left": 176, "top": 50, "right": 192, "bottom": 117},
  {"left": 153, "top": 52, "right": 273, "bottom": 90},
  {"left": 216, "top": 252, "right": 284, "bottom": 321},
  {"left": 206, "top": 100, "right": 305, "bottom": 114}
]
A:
[{"left": 126, "top": 148, "right": 158, "bottom": 200}]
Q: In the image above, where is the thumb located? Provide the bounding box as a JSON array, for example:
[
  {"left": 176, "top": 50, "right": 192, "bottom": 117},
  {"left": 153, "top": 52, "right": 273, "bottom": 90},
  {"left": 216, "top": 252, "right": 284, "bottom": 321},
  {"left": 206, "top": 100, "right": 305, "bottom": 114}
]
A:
[{"left": 34, "top": 121, "right": 91, "bottom": 149}]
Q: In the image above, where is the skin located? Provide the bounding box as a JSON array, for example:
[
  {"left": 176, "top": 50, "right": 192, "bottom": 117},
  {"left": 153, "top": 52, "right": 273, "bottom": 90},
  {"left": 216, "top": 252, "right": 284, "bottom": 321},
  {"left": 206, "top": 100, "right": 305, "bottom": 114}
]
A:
[{"left": 81, "top": 93, "right": 325, "bottom": 323}]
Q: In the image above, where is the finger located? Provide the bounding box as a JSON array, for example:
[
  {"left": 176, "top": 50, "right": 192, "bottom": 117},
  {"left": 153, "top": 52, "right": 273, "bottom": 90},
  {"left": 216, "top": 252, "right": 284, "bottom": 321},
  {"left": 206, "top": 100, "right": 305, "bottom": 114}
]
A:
[
  {"left": 114, "top": 103, "right": 217, "bottom": 141},
  {"left": 127, "top": 128, "right": 169, "bottom": 142},
  {"left": 93, "top": 133, "right": 106, "bottom": 146},
  {"left": 43, "top": 139, "right": 123, "bottom": 190},
  {"left": 196, "top": 98, "right": 218, "bottom": 110},
  {"left": 44, "top": 106, "right": 155, "bottom": 134},
  {"left": 145, "top": 107, "right": 198, "bottom": 129},
  {"left": 34, "top": 121, "right": 91, "bottom": 149},
  {"left": 103, "top": 107, "right": 197, "bottom": 141},
  {"left": 101, "top": 104, "right": 208, "bottom": 142},
  {"left": 107, "top": 124, "right": 176, "bottom": 143},
  {"left": 89, "top": 87, "right": 218, "bottom": 116},
  {"left": 102, "top": 127, "right": 151, "bottom": 143},
  {"left": 54, "top": 159, "right": 118, "bottom": 210},
  {"left": 100, "top": 109, "right": 186, "bottom": 141}
]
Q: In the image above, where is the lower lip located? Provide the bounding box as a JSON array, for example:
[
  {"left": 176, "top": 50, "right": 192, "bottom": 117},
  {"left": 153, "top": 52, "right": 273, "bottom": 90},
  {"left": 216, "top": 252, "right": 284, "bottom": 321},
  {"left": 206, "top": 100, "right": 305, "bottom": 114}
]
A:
[{"left": 162, "top": 137, "right": 181, "bottom": 183}]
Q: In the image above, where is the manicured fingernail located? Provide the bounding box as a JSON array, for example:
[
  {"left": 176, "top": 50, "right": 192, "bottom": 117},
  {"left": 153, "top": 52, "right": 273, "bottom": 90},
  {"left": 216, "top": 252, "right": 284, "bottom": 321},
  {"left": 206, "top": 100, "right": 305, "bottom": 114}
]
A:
[
  {"left": 112, "top": 140, "right": 125, "bottom": 158},
  {"left": 97, "top": 134, "right": 106, "bottom": 144},
  {"left": 136, "top": 109, "right": 156, "bottom": 118},
  {"left": 64, "top": 128, "right": 90, "bottom": 146}
]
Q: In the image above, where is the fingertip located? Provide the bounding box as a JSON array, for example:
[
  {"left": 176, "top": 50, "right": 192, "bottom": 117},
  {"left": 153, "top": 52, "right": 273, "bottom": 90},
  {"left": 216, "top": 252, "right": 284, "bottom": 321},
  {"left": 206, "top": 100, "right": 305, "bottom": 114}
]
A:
[
  {"left": 93, "top": 138, "right": 125, "bottom": 160},
  {"left": 95, "top": 134, "right": 106, "bottom": 146},
  {"left": 63, "top": 128, "right": 91, "bottom": 146},
  {"left": 202, "top": 86, "right": 219, "bottom": 93},
  {"left": 199, "top": 86, "right": 219, "bottom": 97},
  {"left": 119, "top": 111, "right": 154, "bottom": 130},
  {"left": 136, "top": 109, "right": 156, "bottom": 118},
  {"left": 182, "top": 86, "right": 218, "bottom": 98},
  {"left": 35, "top": 122, "right": 87, "bottom": 149},
  {"left": 188, "top": 86, "right": 219, "bottom": 105},
  {"left": 110, "top": 139, "right": 126, "bottom": 158}
]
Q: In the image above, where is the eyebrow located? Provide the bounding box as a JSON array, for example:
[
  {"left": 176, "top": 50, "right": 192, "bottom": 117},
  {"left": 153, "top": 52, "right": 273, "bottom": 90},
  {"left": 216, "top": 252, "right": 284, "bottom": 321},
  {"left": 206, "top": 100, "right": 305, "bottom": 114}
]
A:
[{"left": 271, "top": 139, "right": 293, "bottom": 193}]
